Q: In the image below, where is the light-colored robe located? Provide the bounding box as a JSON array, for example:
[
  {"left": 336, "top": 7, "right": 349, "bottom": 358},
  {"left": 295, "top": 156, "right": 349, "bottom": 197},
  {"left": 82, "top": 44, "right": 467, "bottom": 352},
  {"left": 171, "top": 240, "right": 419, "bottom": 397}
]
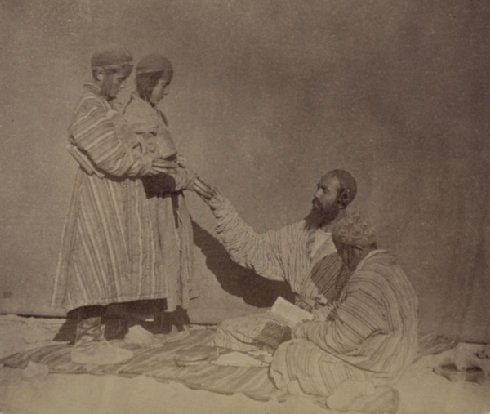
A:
[
  {"left": 52, "top": 83, "right": 194, "bottom": 313},
  {"left": 123, "top": 93, "right": 196, "bottom": 311},
  {"left": 270, "top": 249, "right": 418, "bottom": 397},
  {"left": 210, "top": 197, "right": 349, "bottom": 351}
]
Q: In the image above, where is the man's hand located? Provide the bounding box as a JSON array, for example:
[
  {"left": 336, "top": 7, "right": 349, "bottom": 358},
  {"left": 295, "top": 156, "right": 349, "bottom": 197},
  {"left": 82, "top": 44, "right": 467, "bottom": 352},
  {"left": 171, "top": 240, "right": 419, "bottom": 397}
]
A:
[
  {"left": 193, "top": 176, "right": 226, "bottom": 211},
  {"left": 291, "top": 319, "right": 318, "bottom": 340},
  {"left": 295, "top": 296, "right": 314, "bottom": 312},
  {"left": 312, "top": 307, "right": 331, "bottom": 321},
  {"left": 314, "top": 295, "right": 329, "bottom": 309},
  {"left": 147, "top": 159, "right": 178, "bottom": 176},
  {"left": 292, "top": 321, "right": 305, "bottom": 339}
]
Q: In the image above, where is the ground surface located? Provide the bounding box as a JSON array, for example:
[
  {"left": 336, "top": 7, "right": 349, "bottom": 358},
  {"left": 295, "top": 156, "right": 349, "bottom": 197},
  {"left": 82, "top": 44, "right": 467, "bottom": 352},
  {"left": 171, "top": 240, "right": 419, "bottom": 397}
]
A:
[
  {"left": 1, "top": 316, "right": 489, "bottom": 413},
  {"left": 1, "top": 353, "right": 490, "bottom": 414}
]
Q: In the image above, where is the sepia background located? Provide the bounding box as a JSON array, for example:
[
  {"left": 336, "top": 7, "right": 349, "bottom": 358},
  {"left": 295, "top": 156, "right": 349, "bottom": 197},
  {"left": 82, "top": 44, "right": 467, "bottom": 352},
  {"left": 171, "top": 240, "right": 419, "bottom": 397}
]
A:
[{"left": 1, "top": 0, "right": 488, "bottom": 342}]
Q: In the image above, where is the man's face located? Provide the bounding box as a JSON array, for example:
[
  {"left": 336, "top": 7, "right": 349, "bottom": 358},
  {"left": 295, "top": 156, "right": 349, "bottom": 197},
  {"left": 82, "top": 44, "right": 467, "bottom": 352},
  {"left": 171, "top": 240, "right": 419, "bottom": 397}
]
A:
[
  {"left": 335, "top": 242, "right": 362, "bottom": 271},
  {"left": 309, "top": 173, "right": 341, "bottom": 224},
  {"left": 101, "top": 70, "right": 127, "bottom": 100}
]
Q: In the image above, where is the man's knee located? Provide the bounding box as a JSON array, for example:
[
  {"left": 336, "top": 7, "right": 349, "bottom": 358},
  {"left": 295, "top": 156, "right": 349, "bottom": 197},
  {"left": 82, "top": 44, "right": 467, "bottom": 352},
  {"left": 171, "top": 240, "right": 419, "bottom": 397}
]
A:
[
  {"left": 215, "top": 317, "right": 240, "bottom": 348},
  {"left": 276, "top": 339, "right": 310, "bottom": 353},
  {"left": 217, "top": 318, "right": 235, "bottom": 336}
]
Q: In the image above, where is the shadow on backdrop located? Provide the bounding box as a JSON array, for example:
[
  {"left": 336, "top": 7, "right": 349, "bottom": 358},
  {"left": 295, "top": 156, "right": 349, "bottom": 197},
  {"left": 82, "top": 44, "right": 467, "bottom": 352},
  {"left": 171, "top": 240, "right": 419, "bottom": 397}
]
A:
[
  {"left": 192, "top": 220, "right": 294, "bottom": 308},
  {"left": 53, "top": 219, "right": 294, "bottom": 342}
]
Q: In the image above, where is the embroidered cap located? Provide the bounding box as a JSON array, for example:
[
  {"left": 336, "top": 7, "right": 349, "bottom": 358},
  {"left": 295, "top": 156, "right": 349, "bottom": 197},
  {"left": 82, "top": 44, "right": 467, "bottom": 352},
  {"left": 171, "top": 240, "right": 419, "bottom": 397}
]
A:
[
  {"left": 92, "top": 44, "right": 133, "bottom": 71},
  {"left": 332, "top": 212, "right": 377, "bottom": 248},
  {"left": 136, "top": 54, "right": 173, "bottom": 75}
]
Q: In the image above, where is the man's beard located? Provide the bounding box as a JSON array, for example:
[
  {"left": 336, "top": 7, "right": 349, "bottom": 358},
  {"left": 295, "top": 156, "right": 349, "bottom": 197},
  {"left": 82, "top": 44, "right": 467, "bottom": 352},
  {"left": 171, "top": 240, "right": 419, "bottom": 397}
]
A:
[{"left": 305, "top": 202, "right": 340, "bottom": 230}]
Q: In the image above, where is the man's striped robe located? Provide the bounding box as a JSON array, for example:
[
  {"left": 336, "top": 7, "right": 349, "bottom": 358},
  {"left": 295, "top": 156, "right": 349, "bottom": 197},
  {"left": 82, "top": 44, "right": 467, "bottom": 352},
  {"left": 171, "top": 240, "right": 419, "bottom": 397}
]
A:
[
  {"left": 211, "top": 197, "right": 349, "bottom": 351},
  {"left": 270, "top": 250, "right": 418, "bottom": 397}
]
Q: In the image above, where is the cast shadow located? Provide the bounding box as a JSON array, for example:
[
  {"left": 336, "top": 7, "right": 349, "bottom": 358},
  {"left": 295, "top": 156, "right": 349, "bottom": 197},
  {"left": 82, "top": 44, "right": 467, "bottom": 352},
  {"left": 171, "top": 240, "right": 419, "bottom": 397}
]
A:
[
  {"left": 54, "top": 300, "right": 188, "bottom": 342},
  {"left": 191, "top": 220, "right": 294, "bottom": 308},
  {"left": 53, "top": 219, "right": 294, "bottom": 343}
]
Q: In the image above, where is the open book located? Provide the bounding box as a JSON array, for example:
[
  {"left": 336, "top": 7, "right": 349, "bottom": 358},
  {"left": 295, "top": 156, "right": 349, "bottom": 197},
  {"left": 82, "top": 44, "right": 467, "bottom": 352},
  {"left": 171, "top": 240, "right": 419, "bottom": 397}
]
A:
[{"left": 269, "top": 297, "right": 314, "bottom": 328}]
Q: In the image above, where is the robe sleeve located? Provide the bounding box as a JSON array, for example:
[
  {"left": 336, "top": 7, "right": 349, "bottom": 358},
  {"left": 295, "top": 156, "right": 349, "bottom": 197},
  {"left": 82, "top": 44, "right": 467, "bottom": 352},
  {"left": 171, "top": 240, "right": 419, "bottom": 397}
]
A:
[
  {"left": 69, "top": 98, "right": 153, "bottom": 177},
  {"left": 123, "top": 100, "right": 193, "bottom": 190},
  {"left": 211, "top": 196, "right": 291, "bottom": 282},
  {"left": 293, "top": 273, "right": 389, "bottom": 354},
  {"left": 172, "top": 167, "right": 195, "bottom": 191},
  {"left": 151, "top": 166, "right": 195, "bottom": 193}
]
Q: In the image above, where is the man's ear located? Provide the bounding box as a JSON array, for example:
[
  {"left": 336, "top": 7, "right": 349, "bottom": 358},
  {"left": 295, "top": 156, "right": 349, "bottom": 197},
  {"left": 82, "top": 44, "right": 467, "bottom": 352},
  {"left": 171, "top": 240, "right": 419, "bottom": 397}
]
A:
[
  {"left": 353, "top": 246, "right": 364, "bottom": 257},
  {"left": 337, "top": 188, "right": 350, "bottom": 209},
  {"left": 93, "top": 68, "right": 104, "bottom": 82}
]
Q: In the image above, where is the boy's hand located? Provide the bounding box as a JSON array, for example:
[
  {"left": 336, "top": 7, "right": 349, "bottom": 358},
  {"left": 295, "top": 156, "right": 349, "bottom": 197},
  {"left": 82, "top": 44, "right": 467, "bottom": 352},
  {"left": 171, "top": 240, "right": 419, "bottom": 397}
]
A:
[
  {"left": 194, "top": 177, "right": 217, "bottom": 201},
  {"left": 176, "top": 153, "right": 187, "bottom": 166},
  {"left": 147, "top": 159, "right": 178, "bottom": 176}
]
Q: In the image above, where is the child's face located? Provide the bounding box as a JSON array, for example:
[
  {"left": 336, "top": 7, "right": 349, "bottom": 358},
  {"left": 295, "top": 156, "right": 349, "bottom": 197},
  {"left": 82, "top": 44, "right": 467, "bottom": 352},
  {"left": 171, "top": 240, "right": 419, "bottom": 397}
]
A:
[
  {"left": 100, "top": 69, "right": 128, "bottom": 101},
  {"left": 150, "top": 77, "right": 170, "bottom": 105}
]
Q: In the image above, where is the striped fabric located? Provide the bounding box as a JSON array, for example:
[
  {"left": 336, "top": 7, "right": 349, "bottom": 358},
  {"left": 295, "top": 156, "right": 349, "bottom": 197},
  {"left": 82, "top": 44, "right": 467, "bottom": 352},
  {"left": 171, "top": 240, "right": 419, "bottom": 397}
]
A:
[
  {"left": 52, "top": 82, "right": 195, "bottom": 313},
  {"left": 123, "top": 93, "right": 177, "bottom": 160},
  {"left": 305, "top": 227, "right": 317, "bottom": 257},
  {"left": 270, "top": 250, "right": 418, "bottom": 398},
  {"left": 123, "top": 93, "right": 196, "bottom": 310},
  {"left": 0, "top": 330, "right": 450, "bottom": 405},
  {"left": 212, "top": 197, "right": 348, "bottom": 350},
  {"left": 0, "top": 329, "right": 280, "bottom": 401},
  {"left": 213, "top": 197, "right": 346, "bottom": 305}
]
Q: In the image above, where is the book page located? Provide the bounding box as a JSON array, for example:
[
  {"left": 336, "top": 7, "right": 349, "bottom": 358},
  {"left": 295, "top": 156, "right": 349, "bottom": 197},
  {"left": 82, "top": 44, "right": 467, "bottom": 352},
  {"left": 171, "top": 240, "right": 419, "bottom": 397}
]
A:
[{"left": 270, "top": 297, "right": 314, "bottom": 328}]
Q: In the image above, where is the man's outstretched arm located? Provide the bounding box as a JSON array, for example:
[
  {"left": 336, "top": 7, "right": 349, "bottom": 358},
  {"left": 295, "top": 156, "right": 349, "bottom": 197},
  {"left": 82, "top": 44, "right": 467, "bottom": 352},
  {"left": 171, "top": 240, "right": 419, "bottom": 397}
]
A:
[{"left": 194, "top": 177, "right": 287, "bottom": 282}]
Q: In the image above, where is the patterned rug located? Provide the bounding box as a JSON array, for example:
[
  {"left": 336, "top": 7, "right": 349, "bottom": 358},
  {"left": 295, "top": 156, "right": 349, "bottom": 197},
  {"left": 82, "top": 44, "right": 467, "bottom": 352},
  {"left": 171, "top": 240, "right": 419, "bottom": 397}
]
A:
[{"left": 0, "top": 328, "right": 455, "bottom": 401}]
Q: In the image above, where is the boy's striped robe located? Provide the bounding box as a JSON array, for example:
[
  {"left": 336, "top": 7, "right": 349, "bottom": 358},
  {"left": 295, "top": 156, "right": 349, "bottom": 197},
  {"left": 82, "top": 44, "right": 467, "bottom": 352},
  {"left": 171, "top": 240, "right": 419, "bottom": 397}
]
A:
[{"left": 52, "top": 82, "right": 194, "bottom": 313}]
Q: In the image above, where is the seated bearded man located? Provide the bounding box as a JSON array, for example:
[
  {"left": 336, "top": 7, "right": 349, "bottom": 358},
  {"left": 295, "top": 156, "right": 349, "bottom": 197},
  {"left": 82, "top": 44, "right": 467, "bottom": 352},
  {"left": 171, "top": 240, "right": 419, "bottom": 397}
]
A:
[{"left": 193, "top": 170, "right": 357, "bottom": 352}]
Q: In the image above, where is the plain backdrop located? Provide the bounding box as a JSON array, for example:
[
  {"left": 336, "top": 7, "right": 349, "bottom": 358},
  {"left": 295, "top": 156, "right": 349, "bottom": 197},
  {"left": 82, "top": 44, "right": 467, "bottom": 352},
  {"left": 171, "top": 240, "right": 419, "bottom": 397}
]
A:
[{"left": 0, "top": 0, "right": 488, "bottom": 342}]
